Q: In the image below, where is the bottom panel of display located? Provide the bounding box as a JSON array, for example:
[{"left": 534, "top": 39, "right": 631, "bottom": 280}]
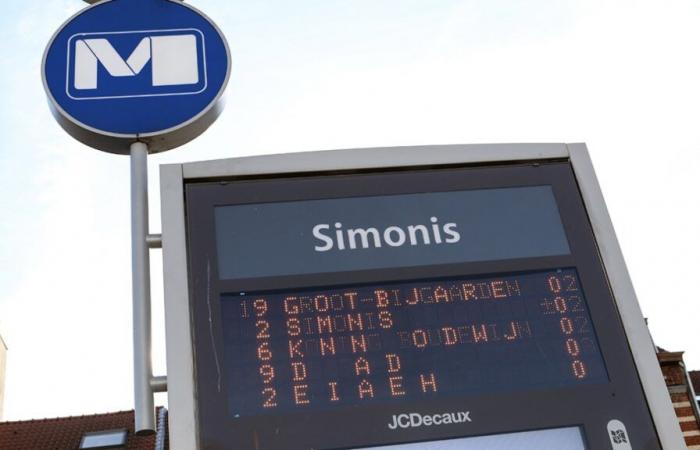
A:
[{"left": 353, "top": 426, "right": 586, "bottom": 450}]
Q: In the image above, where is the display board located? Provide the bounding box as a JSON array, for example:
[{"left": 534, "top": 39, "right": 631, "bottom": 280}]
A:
[
  {"left": 162, "top": 146, "right": 680, "bottom": 450},
  {"left": 222, "top": 268, "right": 607, "bottom": 416}
]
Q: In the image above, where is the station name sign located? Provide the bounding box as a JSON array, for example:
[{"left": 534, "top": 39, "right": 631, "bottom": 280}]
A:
[{"left": 214, "top": 186, "right": 570, "bottom": 280}]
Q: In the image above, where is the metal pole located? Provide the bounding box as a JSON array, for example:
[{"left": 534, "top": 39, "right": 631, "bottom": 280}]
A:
[{"left": 131, "top": 141, "right": 155, "bottom": 434}]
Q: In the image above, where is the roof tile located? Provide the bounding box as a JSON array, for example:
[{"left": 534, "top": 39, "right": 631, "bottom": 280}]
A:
[{"left": 0, "top": 409, "right": 165, "bottom": 450}]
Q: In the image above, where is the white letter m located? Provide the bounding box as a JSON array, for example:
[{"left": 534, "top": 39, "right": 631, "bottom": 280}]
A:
[{"left": 73, "top": 34, "right": 199, "bottom": 90}]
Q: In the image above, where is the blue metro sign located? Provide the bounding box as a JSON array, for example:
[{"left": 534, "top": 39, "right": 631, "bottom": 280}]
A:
[{"left": 42, "top": 0, "right": 230, "bottom": 154}]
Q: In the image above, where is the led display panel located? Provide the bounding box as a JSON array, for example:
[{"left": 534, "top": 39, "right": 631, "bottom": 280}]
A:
[{"left": 222, "top": 269, "right": 607, "bottom": 416}]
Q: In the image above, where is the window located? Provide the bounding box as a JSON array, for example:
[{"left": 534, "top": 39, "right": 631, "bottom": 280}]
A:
[{"left": 79, "top": 429, "right": 127, "bottom": 449}]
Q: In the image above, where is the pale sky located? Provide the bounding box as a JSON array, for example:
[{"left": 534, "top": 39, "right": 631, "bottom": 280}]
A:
[{"left": 1, "top": 0, "right": 699, "bottom": 421}]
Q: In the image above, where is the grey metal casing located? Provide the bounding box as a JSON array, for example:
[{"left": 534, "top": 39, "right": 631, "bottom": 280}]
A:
[{"left": 159, "top": 143, "right": 685, "bottom": 450}]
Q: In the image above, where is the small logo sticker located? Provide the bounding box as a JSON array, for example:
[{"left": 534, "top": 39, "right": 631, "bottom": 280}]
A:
[{"left": 607, "top": 419, "right": 632, "bottom": 449}]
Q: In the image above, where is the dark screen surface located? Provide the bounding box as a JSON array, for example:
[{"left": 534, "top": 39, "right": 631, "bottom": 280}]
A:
[{"left": 222, "top": 268, "right": 607, "bottom": 417}]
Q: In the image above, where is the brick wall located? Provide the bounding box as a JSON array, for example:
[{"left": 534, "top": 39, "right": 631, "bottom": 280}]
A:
[
  {"left": 690, "top": 371, "right": 700, "bottom": 395},
  {"left": 659, "top": 350, "right": 700, "bottom": 449}
]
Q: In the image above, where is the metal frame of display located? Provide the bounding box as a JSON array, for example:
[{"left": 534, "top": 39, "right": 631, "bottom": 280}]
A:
[{"left": 159, "top": 143, "right": 684, "bottom": 450}]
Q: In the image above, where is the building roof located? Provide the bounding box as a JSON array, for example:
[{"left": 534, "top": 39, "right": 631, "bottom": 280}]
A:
[
  {"left": 656, "top": 349, "right": 684, "bottom": 363},
  {"left": 0, "top": 409, "right": 167, "bottom": 450}
]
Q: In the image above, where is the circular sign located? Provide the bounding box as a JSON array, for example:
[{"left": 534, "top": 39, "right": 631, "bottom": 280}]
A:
[{"left": 42, "top": 0, "right": 231, "bottom": 154}]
